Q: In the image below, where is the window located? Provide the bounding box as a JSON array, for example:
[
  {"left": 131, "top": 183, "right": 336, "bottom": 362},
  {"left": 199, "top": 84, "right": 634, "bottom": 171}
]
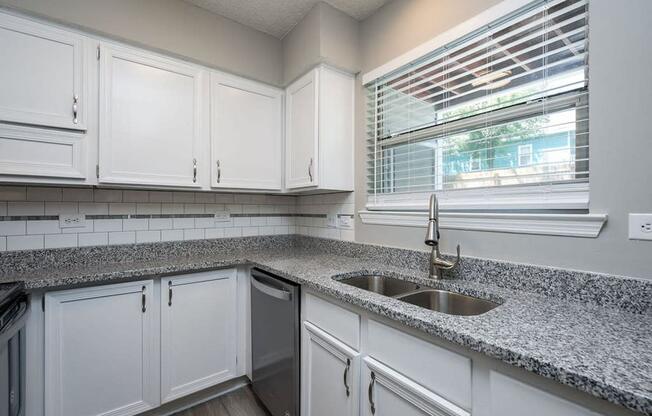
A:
[
  {"left": 518, "top": 144, "right": 533, "bottom": 166},
  {"left": 365, "top": 0, "right": 589, "bottom": 211}
]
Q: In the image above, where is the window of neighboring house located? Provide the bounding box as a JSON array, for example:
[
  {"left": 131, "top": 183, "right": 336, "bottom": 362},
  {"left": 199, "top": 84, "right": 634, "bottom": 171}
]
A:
[
  {"left": 518, "top": 144, "right": 533, "bottom": 166},
  {"left": 365, "top": 0, "right": 589, "bottom": 211}
]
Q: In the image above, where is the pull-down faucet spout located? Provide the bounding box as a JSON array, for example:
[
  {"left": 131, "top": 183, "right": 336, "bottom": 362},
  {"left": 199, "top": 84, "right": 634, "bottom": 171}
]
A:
[{"left": 424, "top": 194, "right": 461, "bottom": 279}]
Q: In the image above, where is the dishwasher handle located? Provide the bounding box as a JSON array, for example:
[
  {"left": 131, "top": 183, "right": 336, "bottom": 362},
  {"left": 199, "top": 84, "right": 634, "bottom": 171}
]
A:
[{"left": 251, "top": 272, "right": 293, "bottom": 301}]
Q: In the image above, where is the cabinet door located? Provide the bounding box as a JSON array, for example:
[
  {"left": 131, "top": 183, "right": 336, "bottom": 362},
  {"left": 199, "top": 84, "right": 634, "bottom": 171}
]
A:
[
  {"left": 99, "top": 43, "right": 204, "bottom": 187},
  {"left": 210, "top": 73, "right": 282, "bottom": 190},
  {"left": 0, "top": 12, "right": 87, "bottom": 130},
  {"left": 302, "top": 321, "right": 359, "bottom": 416},
  {"left": 160, "top": 270, "right": 237, "bottom": 403},
  {"left": 285, "top": 69, "right": 318, "bottom": 189},
  {"left": 44, "top": 281, "right": 157, "bottom": 416},
  {"left": 362, "top": 357, "right": 469, "bottom": 416}
]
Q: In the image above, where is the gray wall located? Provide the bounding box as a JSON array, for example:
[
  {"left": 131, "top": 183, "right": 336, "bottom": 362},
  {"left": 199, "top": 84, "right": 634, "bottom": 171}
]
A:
[
  {"left": 0, "top": 0, "right": 283, "bottom": 85},
  {"left": 355, "top": 0, "right": 652, "bottom": 279},
  {"left": 282, "top": 2, "right": 359, "bottom": 85}
]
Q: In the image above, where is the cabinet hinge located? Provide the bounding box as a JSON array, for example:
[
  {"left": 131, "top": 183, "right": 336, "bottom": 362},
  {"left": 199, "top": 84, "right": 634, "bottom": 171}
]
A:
[
  {"left": 97, "top": 45, "right": 100, "bottom": 60},
  {"left": 96, "top": 164, "right": 100, "bottom": 178}
]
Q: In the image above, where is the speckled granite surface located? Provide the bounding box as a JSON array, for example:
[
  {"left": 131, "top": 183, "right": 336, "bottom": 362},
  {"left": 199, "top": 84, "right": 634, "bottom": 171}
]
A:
[{"left": 0, "top": 236, "right": 650, "bottom": 414}]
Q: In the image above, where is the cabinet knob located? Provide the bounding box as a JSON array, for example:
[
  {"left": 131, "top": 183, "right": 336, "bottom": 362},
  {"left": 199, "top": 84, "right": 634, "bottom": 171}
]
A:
[
  {"left": 308, "top": 158, "right": 313, "bottom": 182},
  {"left": 192, "top": 158, "right": 197, "bottom": 183},
  {"left": 216, "top": 160, "right": 221, "bottom": 183},
  {"left": 141, "top": 285, "right": 147, "bottom": 313},
  {"left": 168, "top": 281, "right": 173, "bottom": 306}
]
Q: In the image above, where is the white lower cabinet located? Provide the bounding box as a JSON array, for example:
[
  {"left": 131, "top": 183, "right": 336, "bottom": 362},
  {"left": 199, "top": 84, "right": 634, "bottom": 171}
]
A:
[
  {"left": 302, "top": 321, "right": 359, "bottom": 416},
  {"left": 43, "top": 269, "right": 239, "bottom": 416},
  {"left": 362, "top": 357, "right": 469, "bottom": 416},
  {"left": 160, "top": 270, "right": 237, "bottom": 403},
  {"left": 44, "top": 280, "right": 157, "bottom": 416}
]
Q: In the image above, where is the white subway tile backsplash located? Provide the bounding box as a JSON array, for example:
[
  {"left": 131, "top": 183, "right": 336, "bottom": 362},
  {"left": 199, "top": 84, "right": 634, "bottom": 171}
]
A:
[
  {"left": 123, "top": 190, "right": 149, "bottom": 203},
  {"left": 149, "top": 218, "right": 173, "bottom": 230},
  {"left": 0, "top": 221, "right": 26, "bottom": 236},
  {"left": 194, "top": 217, "right": 215, "bottom": 228},
  {"left": 94, "top": 189, "right": 122, "bottom": 202},
  {"left": 242, "top": 227, "right": 259, "bottom": 237},
  {"left": 79, "top": 232, "right": 108, "bottom": 247},
  {"left": 45, "top": 202, "right": 78, "bottom": 215},
  {"left": 224, "top": 227, "right": 242, "bottom": 238},
  {"left": 194, "top": 193, "right": 215, "bottom": 203},
  {"left": 173, "top": 192, "right": 195, "bottom": 203},
  {"left": 27, "top": 187, "right": 62, "bottom": 202},
  {"left": 149, "top": 191, "right": 173, "bottom": 203},
  {"left": 161, "top": 229, "right": 184, "bottom": 242},
  {"left": 62, "top": 188, "right": 93, "bottom": 202},
  {"left": 251, "top": 217, "right": 267, "bottom": 226},
  {"left": 78, "top": 203, "right": 108, "bottom": 215},
  {"left": 173, "top": 218, "right": 195, "bottom": 229},
  {"left": 136, "top": 203, "right": 161, "bottom": 215},
  {"left": 7, "top": 235, "right": 43, "bottom": 250},
  {"left": 233, "top": 217, "right": 251, "bottom": 227},
  {"left": 27, "top": 220, "right": 60, "bottom": 235},
  {"left": 184, "top": 203, "right": 204, "bottom": 214},
  {"left": 214, "top": 194, "right": 234, "bottom": 204},
  {"left": 0, "top": 186, "right": 26, "bottom": 201},
  {"left": 93, "top": 219, "right": 122, "bottom": 232},
  {"left": 8, "top": 201, "right": 44, "bottom": 216},
  {"left": 184, "top": 229, "right": 204, "bottom": 240},
  {"left": 136, "top": 230, "right": 161, "bottom": 243},
  {"left": 161, "top": 203, "right": 184, "bottom": 214},
  {"left": 205, "top": 228, "right": 225, "bottom": 239},
  {"left": 109, "top": 231, "right": 135, "bottom": 245},
  {"left": 109, "top": 203, "right": 136, "bottom": 215},
  {"left": 62, "top": 220, "right": 93, "bottom": 234},
  {"left": 45, "top": 234, "right": 77, "bottom": 249},
  {"left": 0, "top": 237, "right": 6, "bottom": 251},
  {"left": 123, "top": 218, "right": 149, "bottom": 231},
  {"left": 0, "top": 202, "right": 6, "bottom": 216},
  {"left": 226, "top": 204, "right": 243, "bottom": 214}
]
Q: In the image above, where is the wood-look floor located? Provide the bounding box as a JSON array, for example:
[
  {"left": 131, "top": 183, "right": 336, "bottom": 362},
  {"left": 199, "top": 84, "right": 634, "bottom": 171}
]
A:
[{"left": 173, "top": 386, "right": 271, "bottom": 416}]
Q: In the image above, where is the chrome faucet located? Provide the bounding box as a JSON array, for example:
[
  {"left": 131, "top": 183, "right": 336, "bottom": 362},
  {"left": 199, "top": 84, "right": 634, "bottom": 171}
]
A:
[{"left": 424, "top": 194, "right": 461, "bottom": 279}]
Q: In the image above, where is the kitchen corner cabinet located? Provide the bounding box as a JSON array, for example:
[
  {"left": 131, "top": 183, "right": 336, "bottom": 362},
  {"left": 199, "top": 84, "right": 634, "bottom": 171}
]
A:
[
  {"left": 285, "top": 66, "right": 354, "bottom": 192},
  {"left": 302, "top": 321, "right": 360, "bottom": 416},
  {"left": 44, "top": 280, "right": 157, "bottom": 416},
  {"left": 0, "top": 12, "right": 88, "bottom": 131},
  {"left": 210, "top": 73, "right": 283, "bottom": 190},
  {"left": 160, "top": 270, "right": 237, "bottom": 403},
  {"left": 98, "top": 42, "right": 205, "bottom": 188}
]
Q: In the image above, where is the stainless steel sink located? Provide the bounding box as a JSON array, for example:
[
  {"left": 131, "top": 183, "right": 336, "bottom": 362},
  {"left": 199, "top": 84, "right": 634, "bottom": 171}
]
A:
[
  {"left": 396, "top": 289, "right": 498, "bottom": 316},
  {"left": 337, "top": 275, "right": 421, "bottom": 297}
]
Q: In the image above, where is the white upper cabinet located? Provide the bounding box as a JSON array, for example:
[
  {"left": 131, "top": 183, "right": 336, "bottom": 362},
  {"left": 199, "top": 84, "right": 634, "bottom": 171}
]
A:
[
  {"left": 285, "top": 69, "right": 318, "bottom": 189},
  {"left": 98, "top": 42, "right": 205, "bottom": 188},
  {"left": 210, "top": 72, "right": 282, "bottom": 190},
  {"left": 0, "top": 12, "right": 88, "bottom": 130},
  {"left": 160, "top": 270, "right": 238, "bottom": 403},
  {"left": 285, "top": 66, "right": 354, "bottom": 192}
]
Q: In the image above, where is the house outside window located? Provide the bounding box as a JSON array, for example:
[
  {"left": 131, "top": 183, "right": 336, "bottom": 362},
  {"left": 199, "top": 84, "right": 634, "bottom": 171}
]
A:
[{"left": 518, "top": 144, "right": 533, "bottom": 166}]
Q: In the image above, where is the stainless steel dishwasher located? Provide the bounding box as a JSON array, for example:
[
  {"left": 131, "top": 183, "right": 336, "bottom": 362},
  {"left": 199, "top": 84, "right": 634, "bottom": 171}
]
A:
[{"left": 250, "top": 268, "right": 300, "bottom": 416}]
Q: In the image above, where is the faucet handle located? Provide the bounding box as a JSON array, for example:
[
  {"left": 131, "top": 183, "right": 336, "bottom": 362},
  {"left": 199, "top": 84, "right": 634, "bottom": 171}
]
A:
[{"left": 434, "top": 245, "right": 461, "bottom": 270}]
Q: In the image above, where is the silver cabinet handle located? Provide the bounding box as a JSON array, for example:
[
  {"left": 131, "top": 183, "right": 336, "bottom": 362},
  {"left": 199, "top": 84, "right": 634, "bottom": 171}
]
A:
[
  {"left": 343, "top": 358, "right": 351, "bottom": 397},
  {"left": 308, "top": 157, "right": 313, "bottom": 182},
  {"left": 168, "top": 281, "right": 173, "bottom": 307},
  {"left": 72, "top": 95, "right": 79, "bottom": 124},
  {"left": 368, "top": 371, "right": 376, "bottom": 414},
  {"left": 141, "top": 286, "right": 146, "bottom": 313},
  {"left": 192, "top": 158, "right": 197, "bottom": 183},
  {"left": 216, "top": 160, "right": 221, "bottom": 183}
]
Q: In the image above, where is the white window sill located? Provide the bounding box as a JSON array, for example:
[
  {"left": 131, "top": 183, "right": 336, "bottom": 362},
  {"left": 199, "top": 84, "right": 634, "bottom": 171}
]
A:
[{"left": 358, "top": 210, "right": 607, "bottom": 238}]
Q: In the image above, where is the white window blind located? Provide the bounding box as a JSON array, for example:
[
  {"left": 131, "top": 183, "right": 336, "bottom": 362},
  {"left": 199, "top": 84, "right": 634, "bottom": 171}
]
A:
[{"left": 365, "top": 0, "right": 589, "bottom": 211}]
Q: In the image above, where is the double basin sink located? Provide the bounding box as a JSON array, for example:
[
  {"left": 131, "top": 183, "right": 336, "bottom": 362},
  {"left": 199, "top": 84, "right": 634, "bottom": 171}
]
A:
[{"left": 337, "top": 274, "right": 498, "bottom": 316}]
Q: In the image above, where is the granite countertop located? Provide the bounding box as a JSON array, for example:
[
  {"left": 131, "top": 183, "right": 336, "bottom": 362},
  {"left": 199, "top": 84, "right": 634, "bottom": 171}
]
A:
[{"left": 1, "top": 244, "right": 651, "bottom": 415}]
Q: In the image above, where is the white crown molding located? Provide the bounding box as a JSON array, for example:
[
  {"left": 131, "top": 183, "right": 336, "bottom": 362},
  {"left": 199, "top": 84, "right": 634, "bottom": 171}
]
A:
[{"left": 358, "top": 210, "right": 607, "bottom": 238}]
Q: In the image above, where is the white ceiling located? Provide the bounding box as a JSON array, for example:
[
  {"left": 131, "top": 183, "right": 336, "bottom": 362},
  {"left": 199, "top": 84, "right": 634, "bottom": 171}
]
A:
[{"left": 183, "top": 0, "right": 388, "bottom": 39}]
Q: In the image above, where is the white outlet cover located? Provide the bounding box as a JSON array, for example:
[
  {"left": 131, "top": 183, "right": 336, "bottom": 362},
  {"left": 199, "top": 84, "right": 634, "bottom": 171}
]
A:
[
  {"left": 338, "top": 215, "right": 354, "bottom": 230},
  {"left": 628, "top": 213, "right": 652, "bottom": 240},
  {"left": 214, "top": 211, "right": 231, "bottom": 222},
  {"left": 59, "top": 214, "right": 86, "bottom": 229}
]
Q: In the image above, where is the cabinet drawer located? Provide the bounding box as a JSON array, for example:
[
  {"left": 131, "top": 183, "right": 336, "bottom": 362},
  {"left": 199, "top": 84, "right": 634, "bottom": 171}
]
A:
[
  {"left": 367, "top": 320, "right": 471, "bottom": 410},
  {"left": 304, "top": 293, "right": 360, "bottom": 350},
  {"left": 489, "top": 371, "right": 601, "bottom": 416}
]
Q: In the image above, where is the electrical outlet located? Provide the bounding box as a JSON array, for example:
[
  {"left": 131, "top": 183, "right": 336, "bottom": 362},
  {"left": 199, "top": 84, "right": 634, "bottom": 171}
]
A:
[
  {"left": 337, "top": 214, "right": 354, "bottom": 230},
  {"left": 214, "top": 211, "right": 231, "bottom": 222},
  {"left": 59, "top": 214, "right": 86, "bottom": 228},
  {"left": 628, "top": 213, "right": 652, "bottom": 240}
]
